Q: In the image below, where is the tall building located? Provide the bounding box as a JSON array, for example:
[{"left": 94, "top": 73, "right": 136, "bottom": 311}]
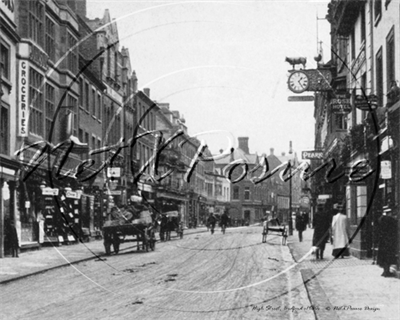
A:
[
  {"left": 0, "top": 0, "right": 20, "bottom": 257},
  {"left": 322, "top": 0, "right": 400, "bottom": 265}
]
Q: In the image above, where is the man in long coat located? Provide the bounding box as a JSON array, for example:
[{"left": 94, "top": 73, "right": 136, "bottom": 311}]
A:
[
  {"left": 331, "top": 204, "right": 351, "bottom": 258},
  {"left": 312, "top": 206, "right": 331, "bottom": 259},
  {"left": 377, "top": 210, "right": 397, "bottom": 277}
]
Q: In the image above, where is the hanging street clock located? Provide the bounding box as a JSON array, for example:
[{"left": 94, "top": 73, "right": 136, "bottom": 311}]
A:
[{"left": 288, "top": 71, "right": 309, "bottom": 93}]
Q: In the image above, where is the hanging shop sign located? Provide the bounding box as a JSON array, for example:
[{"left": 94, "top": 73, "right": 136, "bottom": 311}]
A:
[
  {"left": 381, "top": 161, "right": 392, "bottom": 179},
  {"left": 66, "top": 190, "right": 82, "bottom": 199},
  {"left": 288, "top": 95, "right": 315, "bottom": 102},
  {"left": 42, "top": 187, "right": 59, "bottom": 196},
  {"left": 330, "top": 94, "right": 351, "bottom": 113},
  {"left": 18, "top": 60, "right": 29, "bottom": 137},
  {"left": 301, "top": 150, "right": 324, "bottom": 160},
  {"left": 355, "top": 94, "right": 378, "bottom": 111},
  {"left": 107, "top": 167, "right": 121, "bottom": 178}
]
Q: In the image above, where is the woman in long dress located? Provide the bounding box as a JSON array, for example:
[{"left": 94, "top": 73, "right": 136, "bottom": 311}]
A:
[{"left": 331, "top": 204, "right": 351, "bottom": 258}]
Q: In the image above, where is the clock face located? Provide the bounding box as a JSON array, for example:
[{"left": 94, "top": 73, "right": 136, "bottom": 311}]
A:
[{"left": 288, "top": 71, "right": 309, "bottom": 93}]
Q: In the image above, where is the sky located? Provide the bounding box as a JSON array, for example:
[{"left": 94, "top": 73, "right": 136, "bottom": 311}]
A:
[{"left": 86, "top": 0, "right": 331, "bottom": 159}]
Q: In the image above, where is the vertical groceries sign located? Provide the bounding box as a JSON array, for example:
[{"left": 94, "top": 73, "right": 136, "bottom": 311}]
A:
[{"left": 18, "top": 60, "right": 29, "bottom": 136}]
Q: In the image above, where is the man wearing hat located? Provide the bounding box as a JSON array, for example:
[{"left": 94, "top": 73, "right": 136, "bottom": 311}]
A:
[{"left": 331, "top": 203, "right": 351, "bottom": 258}]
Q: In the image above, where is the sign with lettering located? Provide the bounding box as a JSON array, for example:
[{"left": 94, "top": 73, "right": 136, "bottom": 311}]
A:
[
  {"left": 105, "top": 190, "right": 122, "bottom": 195},
  {"left": 66, "top": 191, "right": 81, "bottom": 199},
  {"left": 42, "top": 188, "right": 59, "bottom": 196},
  {"left": 288, "top": 95, "right": 315, "bottom": 102},
  {"left": 107, "top": 167, "right": 121, "bottom": 178},
  {"left": 301, "top": 150, "right": 324, "bottom": 160},
  {"left": 381, "top": 161, "right": 392, "bottom": 179},
  {"left": 330, "top": 94, "right": 351, "bottom": 113},
  {"left": 355, "top": 95, "right": 378, "bottom": 111},
  {"left": 18, "top": 60, "right": 29, "bottom": 137},
  {"left": 29, "top": 45, "right": 49, "bottom": 71}
]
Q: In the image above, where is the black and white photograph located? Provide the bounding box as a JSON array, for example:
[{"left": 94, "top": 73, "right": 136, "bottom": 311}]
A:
[{"left": 1, "top": 0, "right": 400, "bottom": 319}]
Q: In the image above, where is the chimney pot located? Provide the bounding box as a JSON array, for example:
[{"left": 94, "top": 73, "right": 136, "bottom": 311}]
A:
[
  {"left": 143, "top": 88, "right": 150, "bottom": 97},
  {"left": 270, "top": 148, "right": 274, "bottom": 155}
]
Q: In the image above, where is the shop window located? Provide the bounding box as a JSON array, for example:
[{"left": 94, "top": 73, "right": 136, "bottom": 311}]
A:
[
  {"left": 29, "top": 68, "right": 44, "bottom": 136},
  {"left": 0, "top": 106, "right": 9, "bottom": 154},
  {"left": 233, "top": 186, "right": 239, "bottom": 200},
  {"left": 386, "top": 28, "right": 395, "bottom": 92},
  {"left": 0, "top": 42, "right": 10, "bottom": 80}
]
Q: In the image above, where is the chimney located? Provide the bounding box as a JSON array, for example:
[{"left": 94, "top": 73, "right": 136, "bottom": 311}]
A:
[
  {"left": 76, "top": 0, "right": 87, "bottom": 17},
  {"left": 219, "top": 149, "right": 223, "bottom": 154},
  {"left": 282, "top": 152, "right": 286, "bottom": 156},
  {"left": 270, "top": 148, "right": 274, "bottom": 155},
  {"left": 143, "top": 88, "right": 150, "bottom": 97},
  {"left": 238, "top": 137, "right": 249, "bottom": 154}
]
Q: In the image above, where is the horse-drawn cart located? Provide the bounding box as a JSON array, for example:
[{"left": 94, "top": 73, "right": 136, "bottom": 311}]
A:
[
  {"left": 262, "top": 218, "right": 288, "bottom": 245},
  {"left": 103, "top": 206, "right": 156, "bottom": 255},
  {"left": 160, "top": 210, "right": 183, "bottom": 241}
]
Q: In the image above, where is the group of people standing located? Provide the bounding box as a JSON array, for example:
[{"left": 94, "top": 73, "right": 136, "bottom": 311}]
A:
[
  {"left": 302, "top": 203, "right": 397, "bottom": 277},
  {"left": 311, "top": 204, "right": 350, "bottom": 260}
]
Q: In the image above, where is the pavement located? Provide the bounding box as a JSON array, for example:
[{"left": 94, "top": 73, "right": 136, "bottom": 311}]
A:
[
  {"left": 286, "top": 227, "right": 400, "bottom": 320},
  {"left": 1, "top": 226, "right": 399, "bottom": 320}
]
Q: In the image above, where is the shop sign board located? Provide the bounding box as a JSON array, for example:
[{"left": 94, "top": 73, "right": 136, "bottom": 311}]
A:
[
  {"left": 18, "top": 60, "right": 29, "bottom": 137},
  {"left": 288, "top": 96, "right": 315, "bottom": 102},
  {"left": 330, "top": 95, "right": 351, "bottom": 113},
  {"left": 301, "top": 150, "right": 324, "bottom": 160},
  {"left": 355, "top": 95, "right": 379, "bottom": 111},
  {"left": 66, "top": 190, "right": 81, "bottom": 199},
  {"left": 42, "top": 187, "right": 59, "bottom": 196},
  {"left": 105, "top": 190, "right": 122, "bottom": 195},
  {"left": 107, "top": 167, "right": 121, "bottom": 178},
  {"left": 381, "top": 161, "right": 392, "bottom": 179}
]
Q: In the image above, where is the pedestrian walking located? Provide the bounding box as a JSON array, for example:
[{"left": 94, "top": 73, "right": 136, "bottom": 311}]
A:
[
  {"left": 7, "top": 220, "right": 19, "bottom": 258},
  {"left": 295, "top": 212, "right": 307, "bottom": 242},
  {"left": 312, "top": 205, "right": 331, "bottom": 259},
  {"left": 331, "top": 204, "right": 351, "bottom": 258},
  {"left": 377, "top": 209, "right": 397, "bottom": 277}
]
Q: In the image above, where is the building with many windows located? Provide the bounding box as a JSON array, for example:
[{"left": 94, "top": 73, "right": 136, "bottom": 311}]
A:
[
  {"left": 314, "top": 0, "right": 400, "bottom": 266},
  {"left": 0, "top": 0, "right": 20, "bottom": 257}
]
